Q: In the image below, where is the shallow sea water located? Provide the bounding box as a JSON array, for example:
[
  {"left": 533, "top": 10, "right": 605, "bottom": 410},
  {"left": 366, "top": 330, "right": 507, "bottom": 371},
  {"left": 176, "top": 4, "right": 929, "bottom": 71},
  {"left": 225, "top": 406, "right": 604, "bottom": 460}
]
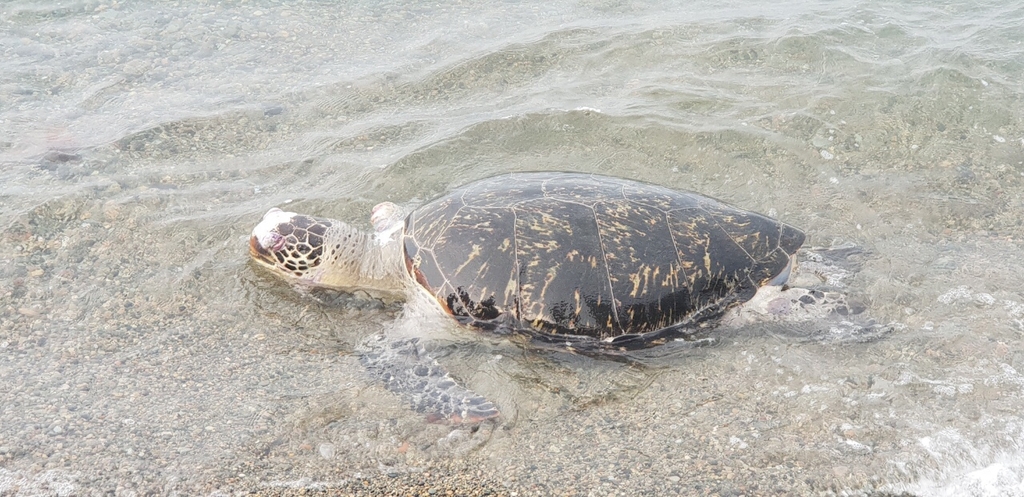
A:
[{"left": 2, "top": 0, "right": 1023, "bottom": 495}]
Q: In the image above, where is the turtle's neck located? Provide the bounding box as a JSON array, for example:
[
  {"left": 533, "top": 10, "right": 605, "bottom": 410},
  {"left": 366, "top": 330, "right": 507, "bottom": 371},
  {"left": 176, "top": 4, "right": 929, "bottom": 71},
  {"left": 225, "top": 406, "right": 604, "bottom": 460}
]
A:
[{"left": 314, "top": 220, "right": 408, "bottom": 299}]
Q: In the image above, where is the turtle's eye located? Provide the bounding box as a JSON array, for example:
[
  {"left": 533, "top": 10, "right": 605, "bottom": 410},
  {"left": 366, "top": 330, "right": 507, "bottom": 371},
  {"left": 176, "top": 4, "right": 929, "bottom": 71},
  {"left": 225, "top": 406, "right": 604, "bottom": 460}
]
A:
[
  {"left": 267, "top": 232, "right": 286, "bottom": 252},
  {"left": 250, "top": 230, "right": 287, "bottom": 263}
]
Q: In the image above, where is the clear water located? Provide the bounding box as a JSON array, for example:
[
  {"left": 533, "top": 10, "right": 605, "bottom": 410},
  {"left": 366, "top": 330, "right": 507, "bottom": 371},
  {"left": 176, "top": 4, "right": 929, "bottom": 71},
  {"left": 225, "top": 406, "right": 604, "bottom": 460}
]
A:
[{"left": 1, "top": 0, "right": 1023, "bottom": 495}]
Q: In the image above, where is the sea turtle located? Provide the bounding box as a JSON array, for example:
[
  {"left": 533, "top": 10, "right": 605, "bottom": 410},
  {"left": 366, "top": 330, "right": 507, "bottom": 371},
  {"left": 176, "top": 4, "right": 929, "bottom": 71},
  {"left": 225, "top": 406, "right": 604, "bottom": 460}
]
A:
[{"left": 249, "top": 172, "right": 879, "bottom": 423}]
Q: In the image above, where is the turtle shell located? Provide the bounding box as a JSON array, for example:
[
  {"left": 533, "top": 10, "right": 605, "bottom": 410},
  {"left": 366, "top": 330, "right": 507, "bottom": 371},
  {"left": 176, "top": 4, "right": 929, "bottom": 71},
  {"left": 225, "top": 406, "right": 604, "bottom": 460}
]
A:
[{"left": 402, "top": 172, "right": 804, "bottom": 343}]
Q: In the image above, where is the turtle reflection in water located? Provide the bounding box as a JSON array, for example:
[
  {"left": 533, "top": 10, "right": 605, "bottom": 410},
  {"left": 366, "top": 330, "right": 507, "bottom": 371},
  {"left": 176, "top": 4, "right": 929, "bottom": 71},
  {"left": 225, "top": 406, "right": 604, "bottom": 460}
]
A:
[{"left": 249, "top": 172, "right": 885, "bottom": 423}]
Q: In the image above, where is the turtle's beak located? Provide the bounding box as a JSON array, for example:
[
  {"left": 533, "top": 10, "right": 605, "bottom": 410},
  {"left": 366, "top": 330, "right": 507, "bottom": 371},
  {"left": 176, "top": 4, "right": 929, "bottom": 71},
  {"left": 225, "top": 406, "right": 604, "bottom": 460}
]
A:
[
  {"left": 249, "top": 208, "right": 290, "bottom": 265},
  {"left": 249, "top": 232, "right": 284, "bottom": 268},
  {"left": 249, "top": 234, "right": 270, "bottom": 261}
]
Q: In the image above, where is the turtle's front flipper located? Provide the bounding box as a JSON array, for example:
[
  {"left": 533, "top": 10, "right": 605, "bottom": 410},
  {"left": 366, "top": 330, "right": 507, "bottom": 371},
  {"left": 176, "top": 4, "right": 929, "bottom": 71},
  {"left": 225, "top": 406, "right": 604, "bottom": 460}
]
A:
[{"left": 358, "top": 334, "right": 499, "bottom": 424}]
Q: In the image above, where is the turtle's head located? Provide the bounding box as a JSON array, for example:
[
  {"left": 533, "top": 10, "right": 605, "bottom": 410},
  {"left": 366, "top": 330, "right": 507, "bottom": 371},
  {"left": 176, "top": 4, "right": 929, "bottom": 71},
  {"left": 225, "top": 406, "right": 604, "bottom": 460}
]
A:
[
  {"left": 249, "top": 208, "right": 335, "bottom": 284},
  {"left": 250, "top": 207, "right": 409, "bottom": 296}
]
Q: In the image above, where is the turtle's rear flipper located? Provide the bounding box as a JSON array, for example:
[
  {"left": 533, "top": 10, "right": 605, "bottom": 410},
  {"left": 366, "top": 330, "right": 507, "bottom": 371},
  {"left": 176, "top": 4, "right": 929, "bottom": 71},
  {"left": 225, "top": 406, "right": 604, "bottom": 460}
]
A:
[
  {"left": 795, "top": 242, "right": 866, "bottom": 288},
  {"left": 743, "top": 286, "right": 897, "bottom": 343},
  {"left": 359, "top": 335, "right": 499, "bottom": 424},
  {"left": 786, "top": 243, "right": 899, "bottom": 341},
  {"left": 780, "top": 288, "right": 896, "bottom": 343}
]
